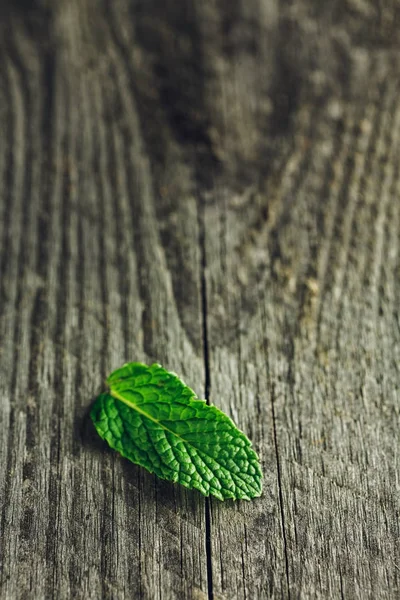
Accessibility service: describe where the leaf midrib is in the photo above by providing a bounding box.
[110,387,197,444]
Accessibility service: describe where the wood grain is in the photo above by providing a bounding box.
[0,1,400,598]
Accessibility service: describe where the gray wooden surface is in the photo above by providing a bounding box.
[1,1,400,598]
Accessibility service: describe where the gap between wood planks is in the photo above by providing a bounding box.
[199,197,214,600]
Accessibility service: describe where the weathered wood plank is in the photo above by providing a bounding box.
[1,2,208,599]
[200,10,400,598]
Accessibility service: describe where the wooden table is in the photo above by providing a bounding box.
[1,1,399,598]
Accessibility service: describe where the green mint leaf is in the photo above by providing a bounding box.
[90,362,262,501]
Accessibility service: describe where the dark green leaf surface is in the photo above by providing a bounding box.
[90,362,262,500]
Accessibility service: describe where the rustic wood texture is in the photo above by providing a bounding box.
[1,1,400,598]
